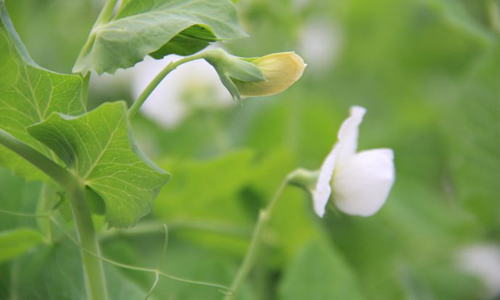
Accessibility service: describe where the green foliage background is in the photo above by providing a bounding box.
[1,0,499,299]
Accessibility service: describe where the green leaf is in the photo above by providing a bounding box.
[27,102,170,228]
[150,25,217,58]
[0,3,86,181]
[74,0,247,74]
[154,150,254,223]
[0,229,44,263]
[279,241,366,300]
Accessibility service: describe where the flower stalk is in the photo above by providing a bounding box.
[224,177,289,299]
[128,53,206,118]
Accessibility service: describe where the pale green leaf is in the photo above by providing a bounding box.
[0,3,86,181]
[154,150,254,223]
[74,0,246,74]
[279,241,366,300]
[27,102,170,228]
[0,229,44,263]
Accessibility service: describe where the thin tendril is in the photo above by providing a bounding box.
[144,224,169,300]
[144,273,159,300]
[158,224,169,268]
[49,217,232,294]
[0,193,64,219]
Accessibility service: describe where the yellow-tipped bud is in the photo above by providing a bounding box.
[233,52,306,97]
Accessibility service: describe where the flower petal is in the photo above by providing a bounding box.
[332,149,395,216]
[312,147,337,217]
[336,106,366,163]
[311,105,367,218]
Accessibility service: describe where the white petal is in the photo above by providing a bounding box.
[336,106,366,163]
[312,147,338,217]
[332,149,395,216]
[311,106,366,218]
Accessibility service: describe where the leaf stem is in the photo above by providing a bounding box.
[127,53,206,118]
[224,176,290,299]
[67,183,109,300]
[94,0,119,27]
[74,0,119,72]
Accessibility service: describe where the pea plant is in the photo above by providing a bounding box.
[0,0,394,299]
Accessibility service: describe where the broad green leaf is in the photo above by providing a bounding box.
[74,0,246,74]
[154,150,254,223]
[279,241,366,300]
[0,3,86,181]
[27,102,170,228]
[153,150,255,255]
[0,229,44,263]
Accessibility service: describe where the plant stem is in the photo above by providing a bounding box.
[127,53,206,118]
[67,183,108,300]
[224,178,289,300]
[0,130,108,299]
[94,0,118,27]
[74,0,118,72]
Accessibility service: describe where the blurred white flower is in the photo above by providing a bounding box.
[459,244,500,298]
[131,54,232,128]
[312,106,395,217]
[298,18,342,74]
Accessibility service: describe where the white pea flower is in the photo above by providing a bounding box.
[312,106,395,217]
[298,18,342,74]
[458,244,500,297]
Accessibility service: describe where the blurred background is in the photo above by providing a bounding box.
[1,0,500,299]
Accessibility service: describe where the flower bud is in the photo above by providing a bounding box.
[203,49,265,101]
[203,50,305,101]
[233,52,306,97]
